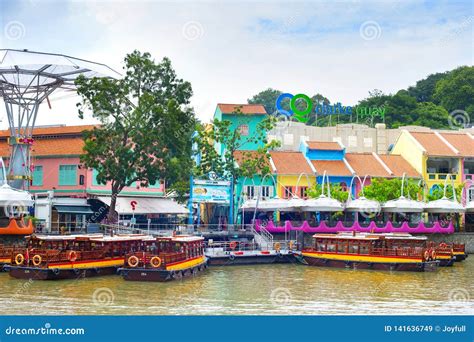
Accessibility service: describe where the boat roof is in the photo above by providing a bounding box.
[313,232,427,241]
[157,235,204,243]
[29,233,151,242]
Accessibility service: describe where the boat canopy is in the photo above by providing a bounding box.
[424,197,465,213]
[301,195,344,212]
[345,196,381,213]
[382,196,425,213]
[0,184,34,206]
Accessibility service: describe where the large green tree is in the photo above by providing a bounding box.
[363,178,423,202]
[76,50,195,222]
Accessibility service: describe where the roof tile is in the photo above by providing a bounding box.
[217,104,267,115]
[269,151,313,174]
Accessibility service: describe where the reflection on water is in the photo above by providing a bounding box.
[0,259,472,315]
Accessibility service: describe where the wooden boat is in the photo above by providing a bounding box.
[118,235,207,282]
[452,243,468,262]
[300,232,439,272]
[429,242,455,266]
[0,244,24,270]
[5,234,149,280]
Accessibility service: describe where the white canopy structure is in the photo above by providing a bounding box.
[345,196,381,213]
[0,49,120,189]
[425,197,465,214]
[0,183,34,206]
[382,196,425,213]
[302,195,344,212]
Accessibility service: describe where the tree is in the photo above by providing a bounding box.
[306,183,349,203]
[247,88,282,114]
[362,178,423,202]
[75,50,196,222]
[411,102,450,129]
[433,66,474,125]
[426,184,464,202]
[407,71,448,102]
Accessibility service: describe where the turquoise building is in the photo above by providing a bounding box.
[213,103,268,155]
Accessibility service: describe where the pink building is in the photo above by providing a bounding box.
[0,125,187,232]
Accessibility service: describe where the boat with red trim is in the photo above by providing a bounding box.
[300,232,439,272]
[5,233,149,280]
[119,235,207,282]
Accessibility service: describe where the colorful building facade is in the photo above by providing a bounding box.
[391,130,474,193]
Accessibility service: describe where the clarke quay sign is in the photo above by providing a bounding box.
[275,93,385,123]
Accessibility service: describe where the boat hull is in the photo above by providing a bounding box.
[301,252,439,272]
[437,257,455,267]
[119,259,207,282]
[453,253,468,262]
[206,253,296,266]
[6,265,118,280]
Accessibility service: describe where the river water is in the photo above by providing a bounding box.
[0,259,472,315]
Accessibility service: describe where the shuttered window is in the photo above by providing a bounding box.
[58,165,77,186]
[32,166,43,186]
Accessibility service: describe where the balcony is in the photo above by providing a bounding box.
[427,173,457,181]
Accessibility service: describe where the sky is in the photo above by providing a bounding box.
[0,0,472,129]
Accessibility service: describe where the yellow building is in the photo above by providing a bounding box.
[269,151,316,199]
[391,130,474,192]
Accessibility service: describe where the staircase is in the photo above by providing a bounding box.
[251,224,273,250]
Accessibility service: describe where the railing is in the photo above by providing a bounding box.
[205,239,297,253]
[427,173,458,181]
[12,248,108,268]
[124,252,189,268]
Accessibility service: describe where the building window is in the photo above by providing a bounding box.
[238,124,249,136]
[58,165,77,186]
[244,185,255,199]
[260,186,273,198]
[79,175,85,185]
[32,165,43,186]
[299,186,308,199]
[282,186,294,199]
[469,186,474,202]
[92,169,106,186]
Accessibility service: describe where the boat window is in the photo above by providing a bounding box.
[348,243,358,254]
[337,241,347,253]
[359,244,369,254]
[326,243,336,252]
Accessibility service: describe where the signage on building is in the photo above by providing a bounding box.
[192,179,231,203]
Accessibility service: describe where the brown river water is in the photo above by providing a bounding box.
[0,259,472,315]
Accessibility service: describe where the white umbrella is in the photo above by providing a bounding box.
[345,196,381,213]
[302,195,344,212]
[278,196,306,212]
[382,196,425,213]
[425,197,465,213]
[465,201,474,212]
[0,184,34,206]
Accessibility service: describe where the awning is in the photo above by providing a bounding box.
[96,196,188,215]
[54,205,94,215]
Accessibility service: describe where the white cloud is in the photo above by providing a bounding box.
[0,0,472,129]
